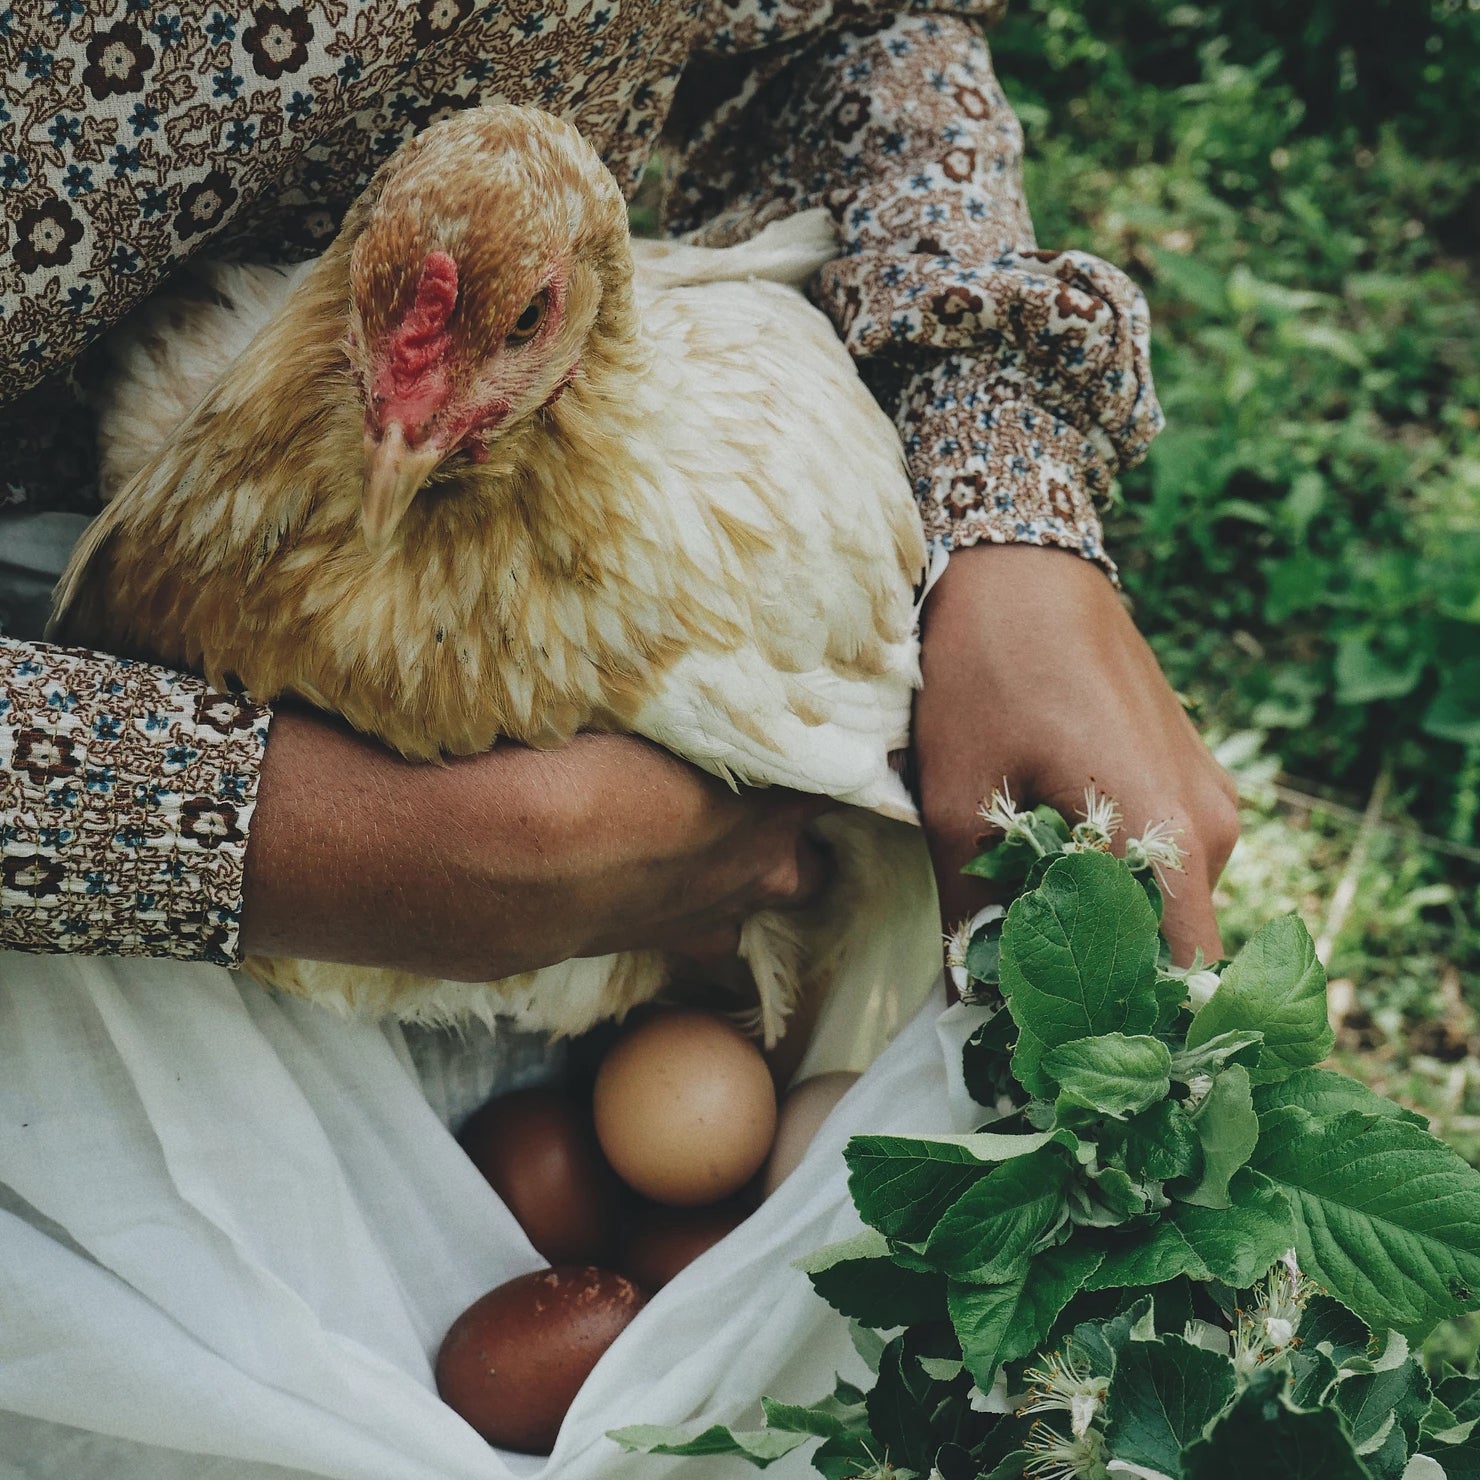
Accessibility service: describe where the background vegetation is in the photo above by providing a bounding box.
[988,0,1480,1152]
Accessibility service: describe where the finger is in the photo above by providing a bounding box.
[756,833,831,913]
[1159,874,1224,967]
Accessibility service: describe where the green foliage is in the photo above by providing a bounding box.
[614,816,1480,1478]
[987,0,1480,847]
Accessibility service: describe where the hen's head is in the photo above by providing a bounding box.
[343,106,633,552]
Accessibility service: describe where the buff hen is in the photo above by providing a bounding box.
[53,105,936,1048]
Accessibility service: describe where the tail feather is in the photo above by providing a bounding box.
[737,808,942,1072]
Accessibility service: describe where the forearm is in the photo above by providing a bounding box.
[241,712,829,983]
[239,710,584,980]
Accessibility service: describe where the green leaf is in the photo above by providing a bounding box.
[843,1128,1074,1243]
[962,1011,1018,1108]
[1102,1334,1238,1479]
[1043,1033,1173,1120]
[1115,1101,1204,1182]
[1254,1068,1428,1128]
[921,1145,1072,1283]
[1422,1439,1480,1480]
[1073,1164,1155,1227]
[1299,1295,1374,1366]
[1086,1170,1295,1291]
[962,834,1036,881]
[867,1332,960,1476]
[999,853,1161,1096]
[1288,1347,1341,1409]
[1170,1029,1265,1082]
[608,1424,809,1467]
[1425,657,1480,745]
[1331,1359,1430,1472]
[1251,1108,1480,1338]
[1182,1367,1371,1480]
[843,1137,995,1242]
[1185,917,1332,1085]
[965,929,1002,986]
[760,1390,867,1441]
[812,1433,887,1480]
[804,1252,947,1330]
[1180,1065,1260,1209]
[949,1243,1106,1388]
[1335,633,1427,703]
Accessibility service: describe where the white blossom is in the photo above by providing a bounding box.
[1023,1421,1111,1480]
[1020,1349,1109,1439]
[1072,785,1122,849]
[1160,952,1221,1010]
[978,779,1026,837]
[1124,818,1187,891]
[1233,1259,1316,1375]
[944,903,1006,995]
[968,1369,1014,1414]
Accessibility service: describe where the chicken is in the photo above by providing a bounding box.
[52,105,935,1046]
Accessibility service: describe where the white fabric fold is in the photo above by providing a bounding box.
[0,952,964,1479]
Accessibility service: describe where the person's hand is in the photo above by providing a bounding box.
[913,543,1240,966]
[241,711,829,980]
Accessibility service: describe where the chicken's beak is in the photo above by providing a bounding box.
[361,423,444,555]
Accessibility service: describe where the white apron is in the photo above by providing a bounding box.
[0,936,964,1480]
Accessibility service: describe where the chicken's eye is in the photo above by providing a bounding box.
[507,294,546,344]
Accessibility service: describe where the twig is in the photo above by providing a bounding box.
[1270,782,1480,867]
[1314,765,1392,968]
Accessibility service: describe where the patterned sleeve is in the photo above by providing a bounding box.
[671,3,1164,573]
[0,637,269,964]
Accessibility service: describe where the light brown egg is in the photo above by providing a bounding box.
[435,1266,645,1454]
[762,1071,861,1197]
[593,1010,777,1207]
[457,1088,618,1265]
[619,1199,750,1292]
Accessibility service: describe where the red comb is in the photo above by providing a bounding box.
[386,250,459,390]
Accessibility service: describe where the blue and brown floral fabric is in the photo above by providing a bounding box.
[0,0,1161,962]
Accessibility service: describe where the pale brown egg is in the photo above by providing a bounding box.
[619,1198,750,1292]
[457,1088,618,1265]
[762,1071,861,1197]
[593,1011,777,1207]
[435,1266,645,1454]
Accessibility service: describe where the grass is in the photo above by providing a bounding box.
[987,0,1480,1137]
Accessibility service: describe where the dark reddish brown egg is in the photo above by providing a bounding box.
[435,1266,645,1454]
[620,1199,750,1292]
[458,1088,617,1265]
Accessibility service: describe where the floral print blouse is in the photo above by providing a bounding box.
[0,0,1162,964]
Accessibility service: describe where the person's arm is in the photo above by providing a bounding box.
[1,636,268,964]
[241,710,829,981]
[674,8,1237,959]
[1,638,825,974]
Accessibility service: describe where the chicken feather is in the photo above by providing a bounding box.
[54,106,937,1044]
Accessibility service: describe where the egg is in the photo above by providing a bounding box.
[435,1266,645,1454]
[593,1011,777,1207]
[620,1199,749,1292]
[457,1088,618,1265]
[762,1071,860,1197]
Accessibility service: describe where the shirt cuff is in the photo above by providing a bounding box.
[893,357,1118,579]
[1,641,270,965]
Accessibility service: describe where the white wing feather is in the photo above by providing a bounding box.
[626,271,924,818]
